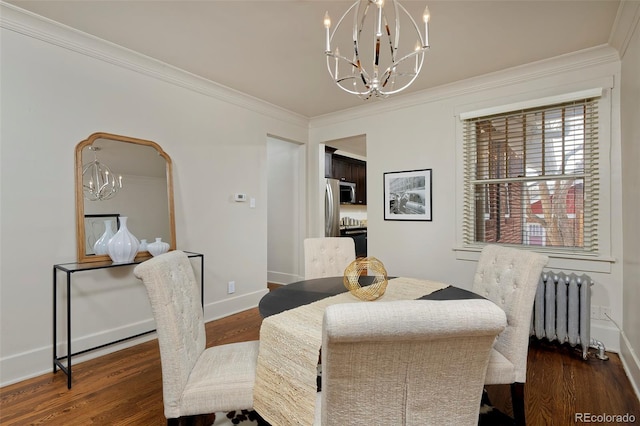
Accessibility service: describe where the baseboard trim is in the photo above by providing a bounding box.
[0,290,267,388]
[267,271,302,285]
[619,332,640,402]
[591,322,621,353]
[203,289,267,322]
[0,319,158,387]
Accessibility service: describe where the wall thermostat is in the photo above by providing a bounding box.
[234,193,247,202]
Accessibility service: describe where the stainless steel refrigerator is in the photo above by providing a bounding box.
[325,178,340,237]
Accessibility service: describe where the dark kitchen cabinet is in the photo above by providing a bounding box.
[352,161,367,205]
[331,154,367,205]
[324,147,336,178]
[333,157,351,181]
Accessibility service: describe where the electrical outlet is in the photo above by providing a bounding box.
[228,281,235,294]
[601,306,611,321]
[590,305,600,319]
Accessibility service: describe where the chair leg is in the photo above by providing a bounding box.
[511,382,526,426]
[167,416,195,426]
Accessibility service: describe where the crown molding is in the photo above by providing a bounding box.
[310,45,620,128]
[609,0,640,59]
[0,2,309,128]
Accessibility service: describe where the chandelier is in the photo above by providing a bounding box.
[324,0,430,99]
[82,146,122,201]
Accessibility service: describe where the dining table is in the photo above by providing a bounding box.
[253,275,486,426]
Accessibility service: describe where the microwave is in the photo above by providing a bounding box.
[339,181,356,204]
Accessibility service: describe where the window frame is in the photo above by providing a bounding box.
[454,87,615,273]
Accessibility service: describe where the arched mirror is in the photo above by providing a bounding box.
[75,132,176,263]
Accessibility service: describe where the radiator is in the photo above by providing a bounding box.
[530,271,607,360]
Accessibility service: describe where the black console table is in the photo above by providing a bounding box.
[52,251,204,389]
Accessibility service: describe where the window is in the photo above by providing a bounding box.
[462,97,600,253]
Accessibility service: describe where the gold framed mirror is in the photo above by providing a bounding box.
[75,132,176,263]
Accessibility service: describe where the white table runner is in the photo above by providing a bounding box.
[253,277,449,426]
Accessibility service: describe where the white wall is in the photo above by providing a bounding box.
[0,8,307,385]
[310,46,626,356]
[620,9,640,397]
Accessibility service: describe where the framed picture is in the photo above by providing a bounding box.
[84,214,120,255]
[383,169,432,221]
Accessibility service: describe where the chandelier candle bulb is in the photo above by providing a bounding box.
[423,6,430,47]
[324,11,331,52]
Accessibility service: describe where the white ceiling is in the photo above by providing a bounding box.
[7,0,622,119]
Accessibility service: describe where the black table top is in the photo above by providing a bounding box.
[259,276,484,317]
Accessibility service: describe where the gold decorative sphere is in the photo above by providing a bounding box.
[343,257,388,301]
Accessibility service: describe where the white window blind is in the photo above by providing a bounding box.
[462,97,600,253]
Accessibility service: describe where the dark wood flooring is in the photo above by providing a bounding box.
[1,306,638,425]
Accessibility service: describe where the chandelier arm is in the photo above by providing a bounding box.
[336,75,361,84]
[378,50,424,93]
[379,11,395,92]
[387,48,427,73]
[326,52,351,68]
[353,41,371,83]
[382,14,395,62]
[378,70,422,95]
[374,35,381,78]
[355,1,371,85]
[373,2,382,79]
[329,73,379,97]
[393,0,401,50]
[326,51,368,78]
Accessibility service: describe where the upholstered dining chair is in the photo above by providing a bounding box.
[472,244,549,426]
[134,250,260,425]
[304,237,355,279]
[314,299,508,426]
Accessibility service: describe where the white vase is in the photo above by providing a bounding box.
[147,237,170,257]
[106,216,140,263]
[93,219,115,255]
[139,239,148,253]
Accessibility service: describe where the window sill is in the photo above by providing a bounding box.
[453,246,615,274]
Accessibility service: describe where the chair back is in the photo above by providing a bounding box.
[134,250,206,414]
[472,245,549,382]
[304,237,355,279]
[320,299,507,426]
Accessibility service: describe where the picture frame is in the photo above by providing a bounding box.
[383,169,432,221]
[84,214,120,255]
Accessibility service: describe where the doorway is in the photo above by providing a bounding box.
[323,135,368,256]
[267,136,306,284]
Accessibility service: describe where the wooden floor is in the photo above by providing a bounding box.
[1,307,638,425]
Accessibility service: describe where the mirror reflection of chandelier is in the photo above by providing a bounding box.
[82,146,122,201]
[324,0,430,99]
